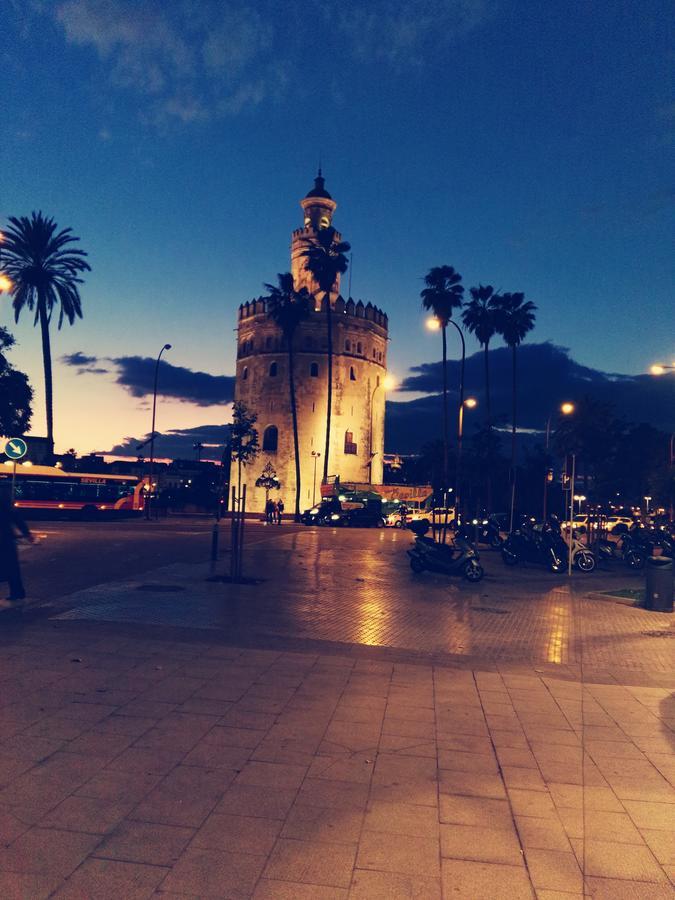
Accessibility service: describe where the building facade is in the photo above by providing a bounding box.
[232,173,389,513]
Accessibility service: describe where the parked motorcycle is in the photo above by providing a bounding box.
[501,520,566,573]
[407,522,484,582]
[456,516,503,549]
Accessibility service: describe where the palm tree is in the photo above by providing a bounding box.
[299,226,350,483]
[462,285,500,426]
[264,272,311,521]
[495,291,537,530]
[420,265,464,494]
[1,212,90,459]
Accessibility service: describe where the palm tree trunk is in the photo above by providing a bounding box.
[442,325,449,488]
[484,339,493,511]
[38,293,54,460]
[288,339,302,521]
[509,344,517,532]
[323,292,332,483]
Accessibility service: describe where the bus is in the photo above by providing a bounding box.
[0,464,144,518]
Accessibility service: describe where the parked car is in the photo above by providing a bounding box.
[343,505,386,528]
[385,507,430,529]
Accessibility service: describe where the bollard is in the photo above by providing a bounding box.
[644,556,673,612]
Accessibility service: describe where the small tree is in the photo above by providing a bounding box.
[0,326,33,435]
[255,461,281,506]
[229,401,259,504]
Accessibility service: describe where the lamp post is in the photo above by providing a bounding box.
[542,402,575,522]
[146,343,172,519]
[426,317,465,518]
[311,451,321,505]
[649,365,675,521]
[368,374,395,485]
[456,397,477,523]
[644,495,652,516]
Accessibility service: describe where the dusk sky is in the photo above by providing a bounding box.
[2,0,673,459]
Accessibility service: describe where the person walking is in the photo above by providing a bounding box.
[0,486,34,606]
[276,498,284,524]
[264,498,275,524]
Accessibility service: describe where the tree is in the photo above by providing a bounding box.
[495,292,537,530]
[229,401,259,505]
[263,272,311,521]
[1,212,90,459]
[462,285,500,426]
[420,266,464,492]
[0,326,33,436]
[462,284,500,510]
[299,226,350,482]
[255,461,281,506]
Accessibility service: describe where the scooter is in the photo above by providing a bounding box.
[566,531,596,572]
[456,516,503,549]
[501,520,566,573]
[407,523,484,582]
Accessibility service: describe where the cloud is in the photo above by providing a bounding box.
[41,0,494,125]
[52,0,274,124]
[336,0,496,66]
[61,351,234,406]
[387,342,675,453]
[106,423,231,460]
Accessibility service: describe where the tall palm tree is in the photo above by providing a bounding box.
[420,265,464,493]
[462,285,500,426]
[299,226,350,482]
[264,272,311,521]
[1,212,90,458]
[495,291,537,530]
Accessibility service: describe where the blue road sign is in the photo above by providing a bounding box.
[4,438,27,460]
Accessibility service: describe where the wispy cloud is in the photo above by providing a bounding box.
[42,0,494,125]
[52,0,274,124]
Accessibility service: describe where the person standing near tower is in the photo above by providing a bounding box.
[0,485,34,606]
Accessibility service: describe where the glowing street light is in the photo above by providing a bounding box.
[543,401,575,521]
[0,274,12,293]
[560,401,575,415]
[650,363,674,375]
[464,397,477,409]
[425,316,441,331]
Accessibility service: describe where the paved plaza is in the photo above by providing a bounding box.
[0,527,672,898]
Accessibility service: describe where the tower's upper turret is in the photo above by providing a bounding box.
[292,170,341,298]
[299,169,337,232]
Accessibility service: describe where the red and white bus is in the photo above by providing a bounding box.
[0,465,144,517]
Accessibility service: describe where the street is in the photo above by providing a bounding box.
[20,518,304,604]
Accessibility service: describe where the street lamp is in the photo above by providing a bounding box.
[542,402,575,521]
[146,343,172,519]
[573,494,586,516]
[650,363,675,375]
[311,451,321,505]
[368,374,396,484]
[644,495,652,515]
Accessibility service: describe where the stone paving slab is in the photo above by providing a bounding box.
[48,528,674,673]
[0,619,672,898]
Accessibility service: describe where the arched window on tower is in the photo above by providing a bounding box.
[269,362,278,377]
[350,366,356,381]
[242,366,248,381]
[263,426,278,453]
[344,431,357,455]
[310,362,319,377]
[345,339,351,352]
[357,341,363,355]
[265,336,273,349]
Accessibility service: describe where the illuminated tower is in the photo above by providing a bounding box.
[233,173,389,513]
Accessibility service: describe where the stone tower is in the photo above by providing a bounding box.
[233,173,389,514]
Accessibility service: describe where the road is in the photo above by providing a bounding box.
[19,518,302,603]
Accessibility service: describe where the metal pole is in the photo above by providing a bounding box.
[448,320,465,524]
[238,484,247,580]
[230,485,238,581]
[11,460,17,503]
[146,343,171,519]
[567,453,576,576]
[543,414,552,523]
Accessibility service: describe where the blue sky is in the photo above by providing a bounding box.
[1,0,673,456]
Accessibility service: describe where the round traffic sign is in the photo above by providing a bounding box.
[4,438,27,461]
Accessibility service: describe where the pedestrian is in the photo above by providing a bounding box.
[265,498,275,524]
[276,498,284,524]
[0,485,34,606]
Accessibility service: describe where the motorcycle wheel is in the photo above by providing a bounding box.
[626,551,645,570]
[410,556,425,573]
[394,520,403,528]
[576,553,596,572]
[463,560,484,582]
[490,535,503,549]
[502,549,518,566]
